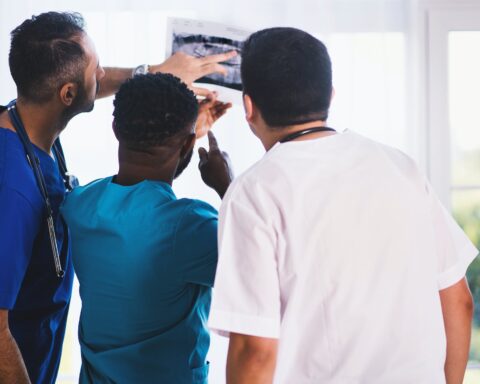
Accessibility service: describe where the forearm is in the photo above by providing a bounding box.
[0,329,30,384]
[226,334,277,384]
[97,67,133,99]
[444,306,472,383]
[440,278,474,384]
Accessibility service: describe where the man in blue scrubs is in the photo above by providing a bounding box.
[61,73,232,383]
[0,12,234,384]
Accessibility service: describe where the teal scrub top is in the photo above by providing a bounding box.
[61,177,218,384]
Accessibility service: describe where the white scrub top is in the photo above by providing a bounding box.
[209,130,477,384]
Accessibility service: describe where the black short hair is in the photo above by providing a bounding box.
[113,73,198,150]
[241,27,332,127]
[9,12,87,103]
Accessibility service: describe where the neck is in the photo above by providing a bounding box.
[261,120,334,151]
[114,145,177,186]
[14,98,69,153]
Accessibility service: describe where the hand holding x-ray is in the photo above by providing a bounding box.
[167,18,251,104]
[153,50,237,97]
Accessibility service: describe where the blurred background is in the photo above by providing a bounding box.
[0,0,479,382]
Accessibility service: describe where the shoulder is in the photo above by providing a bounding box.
[348,130,417,164]
[222,157,280,211]
[62,177,109,216]
[0,128,43,210]
[346,130,424,180]
[65,177,109,201]
[0,184,40,214]
[176,198,218,224]
[173,199,218,251]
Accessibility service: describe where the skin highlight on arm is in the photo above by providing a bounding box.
[226,333,278,384]
[0,310,31,384]
[440,277,474,384]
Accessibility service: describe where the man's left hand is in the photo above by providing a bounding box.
[195,92,232,139]
[198,131,234,199]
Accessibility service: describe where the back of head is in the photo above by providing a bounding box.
[241,27,332,127]
[113,73,198,150]
[9,12,87,103]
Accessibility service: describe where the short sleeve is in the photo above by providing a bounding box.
[208,180,281,339]
[428,184,478,290]
[0,186,39,309]
[175,200,218,287]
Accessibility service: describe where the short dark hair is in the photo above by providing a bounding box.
[9,12,87,103]
[241,27,332,127]
[113,73,198,150]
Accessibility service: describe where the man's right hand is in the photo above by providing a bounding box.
[198,131,234,198]
[154,51,237,97]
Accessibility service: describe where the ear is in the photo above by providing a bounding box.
[243,93,255,124]
[59,82,78,107]
[112,121,120,140]
[331,87,336,102]
[179,133,196,158]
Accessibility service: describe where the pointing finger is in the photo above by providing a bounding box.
[207,131,219,151]
[198,147,208,167]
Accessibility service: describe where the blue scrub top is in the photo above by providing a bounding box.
[62,177,218,384]
[0,127,73,383]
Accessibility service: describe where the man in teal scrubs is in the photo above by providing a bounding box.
[61,73,233,383]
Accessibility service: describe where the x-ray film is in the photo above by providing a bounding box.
[166,18,251,104]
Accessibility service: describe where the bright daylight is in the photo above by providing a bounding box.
[0,1,479,383]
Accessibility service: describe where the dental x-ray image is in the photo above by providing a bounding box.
[172,33,243,90]
[166,18,251,101]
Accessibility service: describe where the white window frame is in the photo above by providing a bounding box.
[426,2,480,207]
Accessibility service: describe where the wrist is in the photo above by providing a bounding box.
[214,180,231,199]
[132,64,150,77]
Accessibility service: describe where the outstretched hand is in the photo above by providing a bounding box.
[198,131,234,199]
[195,93,232,139]
[152,51,237,96]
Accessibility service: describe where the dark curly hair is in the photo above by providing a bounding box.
[9,12,87,103]
[113,73,198,150]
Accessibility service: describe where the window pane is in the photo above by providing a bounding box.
[449,31,480,376]
[449,32,480,186]
[451,189,480,374]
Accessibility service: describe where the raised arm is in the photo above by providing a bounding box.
[226,333,278,384]
[440,277,474,384]
[97,51,237,99]
[0,310,30,384]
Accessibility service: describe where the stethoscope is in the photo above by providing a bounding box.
[279,126,336,143]
[6,100,78,278]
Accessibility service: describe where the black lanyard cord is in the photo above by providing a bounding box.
[279,126,336,143]
[6,101,65,278]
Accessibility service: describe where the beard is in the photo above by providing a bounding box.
[174,149,193,179]
[63,80,97,122]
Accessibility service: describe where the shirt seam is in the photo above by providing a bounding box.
[0,128,5,186]
[0,184,42,215]
[437,242,478,288]
[172,200,198,282]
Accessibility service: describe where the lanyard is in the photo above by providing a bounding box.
[279,126,336,143]
[6,100,69,278]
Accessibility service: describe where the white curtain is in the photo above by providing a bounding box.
[0,1,422,382]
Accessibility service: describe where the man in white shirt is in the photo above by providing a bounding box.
[208,27,478,384]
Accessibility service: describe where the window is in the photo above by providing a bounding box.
[428,8,480,382]
[449,31,480,380]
